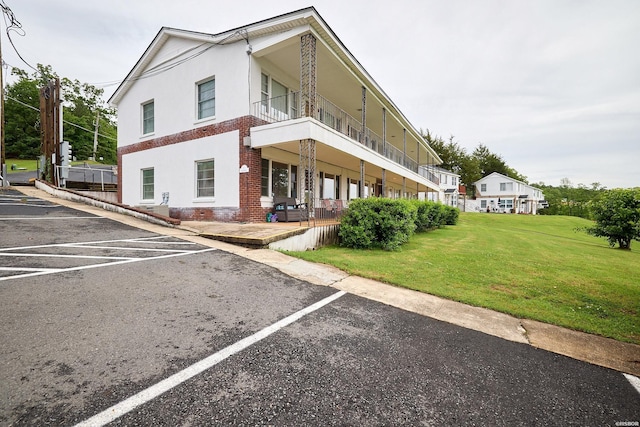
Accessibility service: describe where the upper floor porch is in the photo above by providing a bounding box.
[245,15,442,190]
[251,91,440,186]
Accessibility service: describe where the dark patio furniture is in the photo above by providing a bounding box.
[273,196,308,222]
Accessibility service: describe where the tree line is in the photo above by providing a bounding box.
[422,130,527,197]
[424,131,639,249]
[4,64,117,164]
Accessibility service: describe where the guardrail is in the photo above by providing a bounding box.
[56,165,117,191]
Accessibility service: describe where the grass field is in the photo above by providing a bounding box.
[5,159,38,172]
[288,213,640,345]
[5,158,103,173]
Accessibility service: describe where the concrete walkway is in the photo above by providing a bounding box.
[12,186,640,378]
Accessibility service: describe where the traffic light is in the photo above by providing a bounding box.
[60,141,72,166]
[60,141,72,180]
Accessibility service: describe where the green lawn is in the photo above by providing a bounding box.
[287,213,640,345]
[5,158,104,173]
[5,159,38,172]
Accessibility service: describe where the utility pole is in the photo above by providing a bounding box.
[0,22,7,187]
[39,78,61,185]
[93,110,99,160]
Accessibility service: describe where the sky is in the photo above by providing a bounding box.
[2,0,639,188]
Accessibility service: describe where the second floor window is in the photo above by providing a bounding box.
[261,73,291,117]
[142,101,154,134]
[480,183,487,192]
[197,79,215,119]
[500,182,514,191]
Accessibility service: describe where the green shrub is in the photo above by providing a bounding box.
[412,200,437,231]
[339,198,459,250]
[443,205,460,225]
[337,199,376,249]
[339,198,417,250]
[426,201,445,229]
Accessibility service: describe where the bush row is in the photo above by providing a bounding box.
[338,198,459,250]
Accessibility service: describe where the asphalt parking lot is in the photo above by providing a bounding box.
[1,188,639,426]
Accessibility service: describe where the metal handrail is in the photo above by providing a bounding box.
[252,93,431,179]
[56,165,117,191]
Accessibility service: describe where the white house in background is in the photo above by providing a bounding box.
[109,7,443,222]
[473,172,545,214]
[422,166,460,207]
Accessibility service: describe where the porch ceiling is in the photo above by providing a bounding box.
[254,31,437,167]
[251,119,439,192]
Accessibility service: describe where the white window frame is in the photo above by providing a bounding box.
[142,100,154,135]
[195,159,215,200]
[260,73,291,120]
[141,168,154,201]
[196,78,215,121]
[260,159,298,199]
[500,182,514,192]
[480,183,486,192]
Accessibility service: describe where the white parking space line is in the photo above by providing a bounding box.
[0,247,217,282]
[0,203,62,208]
[0,235,215,282]
[62,244,193,253]
[74,290,347,427]
[0,267,62,273]
[0,248,217,282]
[0,236,175,252]
[0,253,136,260]
[122,240,197,246]
[0,217,102,220]
[624,374,640,395]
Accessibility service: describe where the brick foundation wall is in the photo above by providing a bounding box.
[117,115,270,223]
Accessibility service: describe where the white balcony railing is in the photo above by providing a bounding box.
[253,93,432,178]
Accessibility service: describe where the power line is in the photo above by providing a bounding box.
[5,94,117,141]
[0,0,39,75]
[93,29,243,91]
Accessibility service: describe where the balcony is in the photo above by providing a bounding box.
[253,92,436,178]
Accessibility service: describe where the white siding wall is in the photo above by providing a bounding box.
[117,40,249,148]
[479,174,506,195]
[121,132,239,207]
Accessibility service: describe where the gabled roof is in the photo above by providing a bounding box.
[109,7,317,105]
[108,7,431,151]
[474,172,527,186]
[431,166,460,177]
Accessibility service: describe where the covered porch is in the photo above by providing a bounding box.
[245,23,442,223]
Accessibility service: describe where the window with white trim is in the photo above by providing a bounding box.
[500,182,514,191]
[141,168,154,201]
[260,73,291,118]
[498,198,514,210]
[196,159,215,198]
[261,159,298,198]
[142,101,154,134]
[197,79,215,120]
[480,183,486,192]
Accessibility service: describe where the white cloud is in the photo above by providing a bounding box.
[2,0,639,188]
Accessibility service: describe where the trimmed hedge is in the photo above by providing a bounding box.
[339,198,459,250]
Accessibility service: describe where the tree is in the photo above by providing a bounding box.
[4,68,41,159]
[4,65,117,163]
[472,143,527,181]
[422,131,526,196]
[536,179,606,218]
[585,188,640,249]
